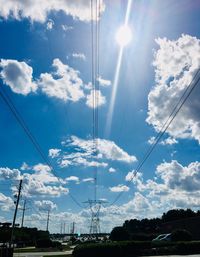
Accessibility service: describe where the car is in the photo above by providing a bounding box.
[152,233,171,242]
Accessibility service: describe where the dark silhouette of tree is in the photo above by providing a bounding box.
[110,226,130,241]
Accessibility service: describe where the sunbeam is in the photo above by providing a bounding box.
[105,0,133,137]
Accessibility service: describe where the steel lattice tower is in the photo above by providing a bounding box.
[84,200,104,235]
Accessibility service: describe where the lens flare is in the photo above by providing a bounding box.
[116,25,132,47]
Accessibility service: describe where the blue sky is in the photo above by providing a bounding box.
[0,0,200,233]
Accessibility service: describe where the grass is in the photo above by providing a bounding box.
[14,247,63,253]
[14,244,71,253]
[43,255,72,257]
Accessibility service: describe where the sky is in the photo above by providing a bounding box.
[0,0,200,234]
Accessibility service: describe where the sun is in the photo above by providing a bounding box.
[116,25,132,47]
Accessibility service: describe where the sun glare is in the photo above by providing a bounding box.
[116,25,132,47]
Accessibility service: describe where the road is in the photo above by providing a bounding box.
[147,255,200,257]
[14,250,72,257]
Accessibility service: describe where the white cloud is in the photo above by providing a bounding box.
[0,0,105,23]
[33,163,51,173]
[0,193,14,212]
[125,170,141,182]
[148,136,178,145]
[72,53,86,61]
[147,34,200,143]
[0,167,21,180]
[0,59,37,95]
[0,163,68,198]
[134,160,200,211]
[160,137,178,145]
[35,200,57,211]
[61,24,73,31]
[0,58,109,108]
[63,136,137,164]
[22,173,68,197]
[86,89,106,108]
[38,58,85,102]
[97,76,111,87]
[60,159,72,168]
[20,162,31,171]
[109,167,116,173]
[109,184,130,192]
[82,178,94,183]
[148,136,156,145]
[49,148,61,158]
[65,176,79,183]
[156,160,200,192]
[46,19,54,30]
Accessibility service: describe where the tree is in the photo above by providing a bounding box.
[171,229,192,241]
[110,226,130,241]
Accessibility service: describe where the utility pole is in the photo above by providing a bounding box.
[60,221,62,235]
[46,210,50,231]
[21,199,27,228]
[10,179,23,248]
[71,222,75,236]
[63,222,65,234]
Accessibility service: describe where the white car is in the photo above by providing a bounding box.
[152,233,171,242]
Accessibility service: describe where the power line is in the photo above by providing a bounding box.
[0,86,84,208]
[109,68,200,206]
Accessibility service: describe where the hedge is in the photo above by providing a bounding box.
[73,240,200,257]
[73,241,151,257]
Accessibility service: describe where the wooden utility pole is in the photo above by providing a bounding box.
[21,199,27,228]
[10,179,23,248]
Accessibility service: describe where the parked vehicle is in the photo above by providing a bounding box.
[152,233,171,242]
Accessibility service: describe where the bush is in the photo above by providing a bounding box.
[155,241,200,255]
[36,239,52,248]
[130,233,157,241]
[110,226,130,241]
[171,229,192,241]
[73,241,151,257]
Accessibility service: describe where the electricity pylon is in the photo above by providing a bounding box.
[83,200,105,235]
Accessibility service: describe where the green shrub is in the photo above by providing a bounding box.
[36,239,52,248]
[110,226,130,241]
[171,229,192,241]
[155,241,200,255]
[73,241,151,257]
[130,233,157,241]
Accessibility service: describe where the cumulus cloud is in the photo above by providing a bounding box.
[97,76,111,87]
[148,136,178,145]
[109,167,116,173]
[35,200,57,211]
[147,34,200,143]
[61,136,137,165]
[0,0,105,23]
[86,89,106,108]
[22,173,68,197]
[46,19,54,30]
[156,160,200,192]
[61,24,73,31]
[0,167,21,180]
[49,148,61,158]
[0,193,14,212]
[0,164,68,198]
[109,184,130,192]
[0,59,37,95]
[38,58,85,102]
[65,176,79,183]
[134,160,200,211]
[72,53,86,61]
[20,162,31,171]
[0,58,108,109]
